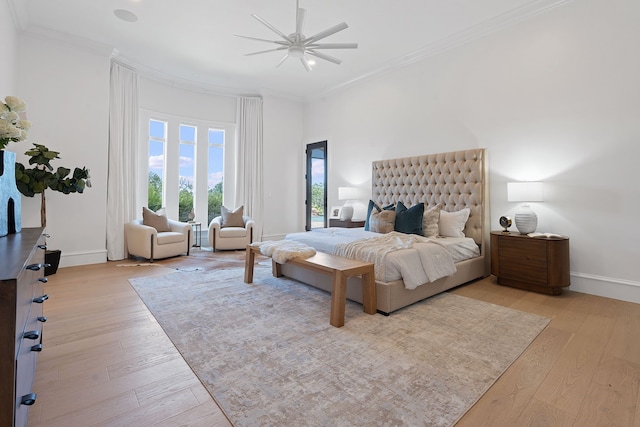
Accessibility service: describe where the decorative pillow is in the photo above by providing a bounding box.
[422,204,442,238]
[364,200,395,231]
[221,205,245,228]
[439,208,471,237]
[369,208,396,234]
[142,206,170,232]
[394,201,424,235]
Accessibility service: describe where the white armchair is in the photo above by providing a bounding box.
[209,215,254,251]
[125,219,192,262]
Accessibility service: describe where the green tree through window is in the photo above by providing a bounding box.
[208,181,223,224]
[148,172,162,211]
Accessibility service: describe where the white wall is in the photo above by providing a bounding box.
[16,33,111,267]
[13,32,304,264]
[0,0,18,106]
[304,0,640,303]
[262,94,304,240]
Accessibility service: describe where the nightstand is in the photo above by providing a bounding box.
[329,219,365,228]
[490,231,570,295]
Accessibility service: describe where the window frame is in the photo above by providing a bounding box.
[137,109,236,224]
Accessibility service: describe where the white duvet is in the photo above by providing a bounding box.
[285,227,481,289]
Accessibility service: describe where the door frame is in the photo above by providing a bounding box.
[305,141,327,231]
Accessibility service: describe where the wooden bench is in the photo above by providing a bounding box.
[244,245,376,327]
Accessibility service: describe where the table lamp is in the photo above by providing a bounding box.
[338,186,359,221]
[507,181,544,234]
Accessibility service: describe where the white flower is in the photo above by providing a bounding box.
[0,95,30,149]
[4,96,27,112]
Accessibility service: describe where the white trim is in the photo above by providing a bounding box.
[59,250,108,269]
[569,272,640,304]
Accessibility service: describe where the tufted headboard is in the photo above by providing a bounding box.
[371,148,488,247]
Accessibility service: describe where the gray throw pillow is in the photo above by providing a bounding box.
[142,206,171,232]
[221,205,245,228]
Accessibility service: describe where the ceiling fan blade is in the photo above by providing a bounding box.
[300,57,312,72]
[235,35,289,46]
[306,49,342,65]
[303,22,348,44]
[245,46,288,56]
[296,8,306,36]
[276,53,289,68]
[251,14,292,43]
[306,42,358,49]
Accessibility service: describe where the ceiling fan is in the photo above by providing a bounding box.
[236,0,358,71]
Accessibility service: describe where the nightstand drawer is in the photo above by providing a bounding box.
[499,239,547,284]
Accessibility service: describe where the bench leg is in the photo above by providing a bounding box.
[272,260,283,277]
[330,271,348,328]
[361,270,377,315]
[244,246,256,283]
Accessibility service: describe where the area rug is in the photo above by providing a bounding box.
[129,268,549,427]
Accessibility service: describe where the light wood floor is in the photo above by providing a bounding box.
[27,250,640,426]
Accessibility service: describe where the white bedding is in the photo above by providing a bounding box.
[285,227,480,288]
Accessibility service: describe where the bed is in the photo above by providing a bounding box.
[281,148,490,314]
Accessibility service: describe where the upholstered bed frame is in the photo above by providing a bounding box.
[280,148,490,314]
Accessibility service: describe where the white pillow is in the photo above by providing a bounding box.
[439,208,470,238]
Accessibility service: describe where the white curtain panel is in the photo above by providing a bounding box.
[236,96,264,242]
[106,62,139,260]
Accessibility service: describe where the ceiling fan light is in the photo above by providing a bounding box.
[288,45,305,58]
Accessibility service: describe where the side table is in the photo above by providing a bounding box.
[490,231,570,295]
[190,222,202,248]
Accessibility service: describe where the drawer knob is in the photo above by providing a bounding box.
[23,330,40,340]
[21,393,37,406]
[38,244,47,250]
[27,263,43,271]
[31,344,43,352]
[33,294,49,303]
[39,277,48,283]
[38,316,47,323]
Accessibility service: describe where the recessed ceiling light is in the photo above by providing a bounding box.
[114,9,138,23]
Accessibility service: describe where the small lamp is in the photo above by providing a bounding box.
[507,181,544,234]
[338,186,359,221]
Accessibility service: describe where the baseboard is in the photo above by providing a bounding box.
[58,249,108,269]
[569,272,640,304]
[260,234,287,242]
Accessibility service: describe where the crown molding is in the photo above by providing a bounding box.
[20,24,114,57]
[306,0,577,101]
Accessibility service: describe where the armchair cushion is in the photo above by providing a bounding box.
[221,205,244,228]
[142,207,170,232]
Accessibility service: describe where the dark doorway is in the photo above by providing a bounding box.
[305,141,327,231]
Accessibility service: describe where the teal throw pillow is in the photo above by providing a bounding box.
[394,201,424,235]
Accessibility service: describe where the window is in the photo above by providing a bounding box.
[179,125,196,222]
[140,110,235,229]
[208,129,224,224]
[148,120,166,211]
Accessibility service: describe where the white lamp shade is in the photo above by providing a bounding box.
[338,186,360,201]
[507,182,544,202]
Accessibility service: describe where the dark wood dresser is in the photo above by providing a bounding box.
[491,231,570,295]
[0,228,48,427]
